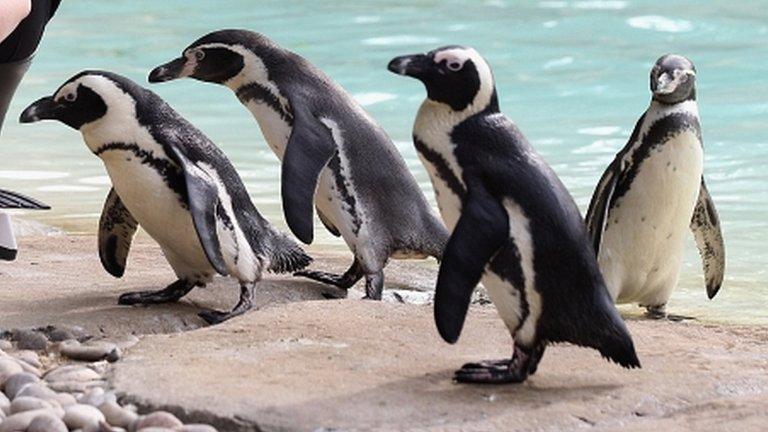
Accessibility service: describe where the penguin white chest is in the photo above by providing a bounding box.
[99,151,211,275]
[413,135,464,230]
[599,130,703,303]
[245,100,292,158]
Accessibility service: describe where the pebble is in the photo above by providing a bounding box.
[133,411,184,429]
[54,391,78,407]
[0,390,10,415]
[0,408,58,432]
[11,329,48,351]
[79,387,116,407]
[63,403,106,429]
[16,382,58,401]
[3,372,40,399]
[61,340,122,362]
[0,340,11,351]
[136,428,176,432]
[13,350,43,368]
[27,412,69,432]
[177,425,219,432]
[16,359,42,377]
[48,325,91,343]
[0,358,23,387]
[49,379,106,393]
[10,396,63,417]
[98,400,138,428]
[45,365,103,383]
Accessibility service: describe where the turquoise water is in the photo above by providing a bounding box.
[1,1,766,323]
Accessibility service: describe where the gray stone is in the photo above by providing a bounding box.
[10,396,62,416]
[3,372,39,399]
[0,358,23,388]
[53,391,77,407]
[98,401,138,428]
[0,340,11,351]
[177,425,218,432]
[45,365,102,384]
[0,391,9,415]
[16,359,42,377]
[61,340,120,362]
[63,403,106,429]
[48,379,106,393]
[27,412,69,432]
[0,408,58,432]
[13,350,42,368]
[132,411,183,429]
[11,329,48,351]
[48,325,91,343]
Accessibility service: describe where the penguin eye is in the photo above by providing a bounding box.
[446,61,463,72]
[195,50,205,61]
[64,92,76,102]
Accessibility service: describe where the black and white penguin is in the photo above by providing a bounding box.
[389,46,640,383]
[19,70,311,324]
[585,54,725,318]
[147,29,449,300]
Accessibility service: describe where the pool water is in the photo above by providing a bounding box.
[1,0,766,323]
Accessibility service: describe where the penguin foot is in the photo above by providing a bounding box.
[118,279,194,305]
[643,304,667,320]
[198,283,255,325]
[294,260,363,289]
[454,343,542,384]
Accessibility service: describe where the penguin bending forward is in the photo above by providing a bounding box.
[389,46,640,383]
[148,30,449,300]
[20,71,311,324]
[585,55,725,318]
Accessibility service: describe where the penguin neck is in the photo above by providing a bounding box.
[648,98,699,118]
[416,89,499,138]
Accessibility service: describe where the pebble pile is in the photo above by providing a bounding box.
[0,327,217,432]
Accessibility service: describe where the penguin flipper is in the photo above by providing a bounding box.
[435,175,508,344]
[585,159,620,255]
[0,189,50,210]
[690,178,725,299]
[98,188,139,278]
[281,108,337,244]
[166,145,229,276]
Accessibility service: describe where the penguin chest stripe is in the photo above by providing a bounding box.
[237,83,293,125]
[95,142,187,206]
[414,137,466,200]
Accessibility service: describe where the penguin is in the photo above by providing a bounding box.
[147,29,449,300]
[0,189,49,261]
[388,46,640,383]
[585,54,725,318]
[19,70,311,324]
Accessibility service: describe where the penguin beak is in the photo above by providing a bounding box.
[19,96,61,123]
[388,54,431,79]
[148,57,188,83]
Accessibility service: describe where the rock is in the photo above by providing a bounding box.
[11,330,48,351]
[136,428,176,432]
[27,412,69,432]
[61,340,121,362]
[87,420,128,432]
[10,396,62,417]
[16,382,58,401]
[16,359,42,377]
[48,325,91,343]
[176,425,218,432]
[0,358,23,387]
[45,365,102,384]
[0,340,11,351]
[49,379,106,393]
[133,411,184,429]
[63,403,106,429]
[0,391,9,415]
[98,401,138,428]
[0,408,58,432]
[53,391,78,407]
[3,372,40,399]
[13,350,42,368]
[78,387,107,406]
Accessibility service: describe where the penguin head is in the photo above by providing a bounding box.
[388,46,497,112]
[149,29,282,89]
[19,71,115,130]
[650,54,696,104]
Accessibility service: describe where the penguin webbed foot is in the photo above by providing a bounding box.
[198,283,255,325]
[118,279,194,306]
[454,343,545,384]
[294,260,363,290]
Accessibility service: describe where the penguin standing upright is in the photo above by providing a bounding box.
[585,54,725,318]
[389,46,640,383]
[0,190,50,261]
[20,71,311,324]
[148,30,449,300]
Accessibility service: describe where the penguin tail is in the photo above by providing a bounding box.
[589,292,641,369]
[267,231,313,274]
